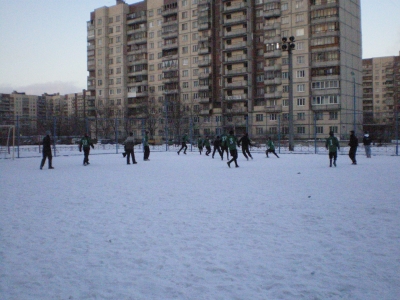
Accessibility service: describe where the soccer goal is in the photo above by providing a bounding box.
[0,125,15,159]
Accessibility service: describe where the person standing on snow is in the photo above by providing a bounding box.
[143,130,150,161]
[220,131,229,160]
[197,136,204,155]
[238,132,253,160]
[266,137,279,158]
[79,133,94,166]
[177,132,188,155]
[212,136,223,159]
[204,136,212,156]
[325,131,340,167]
[123,132,137,165]
[40,130,54,170]
[226,130,239,168]
[348,130,358,165]
[363,132,372,158]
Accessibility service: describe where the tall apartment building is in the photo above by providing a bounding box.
[362,53,400,140]
[87,0,362,141]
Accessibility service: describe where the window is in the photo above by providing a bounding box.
[281,3,288,10]
[256,127,264,134]
[182,0,187,6]
[282,16,289,24]
[297,98,305,106]
[329,126,338,133]
[183,58,189,65]
[329,112,338,120]
[297,84,305,92]
[182,46,188,54]
[297,112,305,120]
[297,56,305,64]
[182,70,189,77]
[315,112,323,120]
[116,15,120,22]
[98,79,103,86]
[97,29,102,35]
[282,99,289,106]
[148,9,154,17]
[316,126,324,134]
[182,11,188,19]
[149,32,154,39]
[282,72,289,79]
[192,21,198,29]
[270,113,277,121]
[296,14,304,22]
[193,45,198,52]
[182,23,188,30]
[182,35,188,42]
[297,42,304,50]
[296,0,304,9]
[297,126,305,134]
[256,114,264,122]
[183,82,189,88]
[296,70,305,78]
[296,28,305,36]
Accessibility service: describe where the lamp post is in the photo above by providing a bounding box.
[282,36,295,151]
[351,71,356,134]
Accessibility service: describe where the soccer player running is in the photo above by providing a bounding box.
[204,136,212,156]
[79,133,95,166]
[226,130,239,168]
[238,132,253,160]
[325,131,340,167]
[220,131,229,160]
[266,137,279,158]
[177,132,188,155]
[197,136,204,155]
[212,136,223,159]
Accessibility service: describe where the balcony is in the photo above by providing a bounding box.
[224,95,247,101]
[198,47,210,55]
[128,69,148,76]
[311,104,341,111]
[264,8,281,18]
[264,78,282,85]
[127,15,147,25]
[198,85,211,91]
[162,8,178,17]
[264,22,280,31]
[223,15,247,26]
[199,109,211,115]
[163,77,179,84]
[198,59,211,67]
[199,72,211,79]
[163,89,179,95]
[127,26,147,35]
[87,45,95,51]
[225,81,248,89]
[265,105,282,112]
[199,22,210,31]
[224,41,248,51]
[224,28,247,38]
[224,54,248,63]
[162,30,179,39]
[264,50,282,58]
[198,0,211,5]
[264,36,281,44]
[198,97,211,104]
[264,64,282,72]
[162,42,178,51]
[198,35,211,42]
[127,37,147,45]
[223,2,248,13]
[264,91,282,99]
[225,68,248,76]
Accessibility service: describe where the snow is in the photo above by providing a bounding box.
[1,149,399,300]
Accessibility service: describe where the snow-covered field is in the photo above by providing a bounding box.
[1,151,399,300]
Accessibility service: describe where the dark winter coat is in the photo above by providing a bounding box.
[238,135,252,148]
[349,134,359,148]
[363,135,372,146]
[42,135,52,154]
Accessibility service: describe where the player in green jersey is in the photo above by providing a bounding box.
[325,131,340,167]
[220,132,229,160]
[226,130,239,168]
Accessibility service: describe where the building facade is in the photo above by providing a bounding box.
[86,0,362,142]
[362,53,400,141]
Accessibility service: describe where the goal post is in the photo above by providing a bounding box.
[0,125,15,159]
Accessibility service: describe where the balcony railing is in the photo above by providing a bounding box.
[224,28,247,38]
[264,78,282,85]
[311,104,341,111]
[223,15,247,26]
[223,2,248,13]
[224,95,247,101]
[264,91,282,99]
[225,81,248,88]
[265,105,282,112]
[225,54,248,63]
[225,68,247,75]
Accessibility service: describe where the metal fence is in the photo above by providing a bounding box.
[1,113,399,158]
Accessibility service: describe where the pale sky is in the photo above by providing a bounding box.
[0,0,399,96]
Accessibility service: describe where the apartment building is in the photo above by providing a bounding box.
[362,53,400,139]
[87,0,362,141]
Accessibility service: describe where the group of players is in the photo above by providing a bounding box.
[177,130,279,168]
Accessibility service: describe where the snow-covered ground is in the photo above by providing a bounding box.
[1,150,399,300]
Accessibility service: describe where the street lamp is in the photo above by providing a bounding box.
[351,71,356,134]
[282,36,295,151]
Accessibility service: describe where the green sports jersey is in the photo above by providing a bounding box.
[221,134,228,147]
[143,133,149,146]
[267,140,275,150]
[226,135,237,150]
[197,138,203,147]
[182,134,188,143]
[326,136,340,152]
[203,139,210,147]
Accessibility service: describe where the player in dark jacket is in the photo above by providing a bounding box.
[238,132,253,160]
[79,133,94,166]
[363,132,372,158]
[212,136,223,159]
[197,136,204,155]
[40,131,54,169]
[348,130,358,165]
[204,136,212,156]
[177,133,188,155]
[326,131,340,167]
